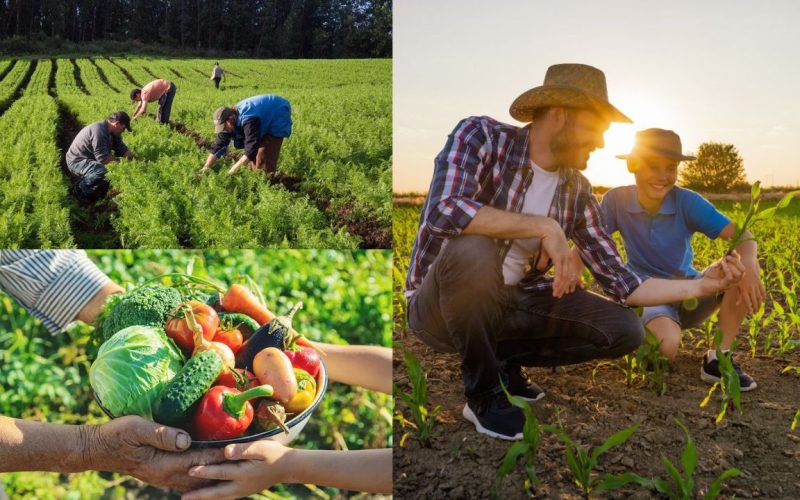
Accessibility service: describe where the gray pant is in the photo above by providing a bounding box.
[156,82,177,124]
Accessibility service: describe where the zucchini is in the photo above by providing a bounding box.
[218,312,260,340]
[153,350,223,426]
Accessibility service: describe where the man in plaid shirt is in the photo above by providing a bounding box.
[405,64,745,440]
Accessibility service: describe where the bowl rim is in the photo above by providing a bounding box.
[94,356,328,447]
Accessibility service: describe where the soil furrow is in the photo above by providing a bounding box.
[105,57,141,87]
[0,59,37,118]
[69,58,90,95]
[141,65,158,80]
[88,58,120,93]
[0,59,17,83]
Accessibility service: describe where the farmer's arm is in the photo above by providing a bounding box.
[227,155,251,175]
[316,343,391,394]
[0,415,225,491]
[241,119,261,164]
[0,250,121,333]
[132,100,148,119]
[202,132,233,171]
[185,442,392,498]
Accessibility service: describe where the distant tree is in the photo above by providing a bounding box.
[679,142,748,193]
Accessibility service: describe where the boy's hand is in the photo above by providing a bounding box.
[700,252,746,295]
[182,441,292,500]
[736,261,766,314]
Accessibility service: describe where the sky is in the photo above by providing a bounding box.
[393,0,800,193]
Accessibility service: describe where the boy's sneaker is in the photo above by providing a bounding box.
[700,352,757,391]
[506,366,546,402]
[462,392,525,440]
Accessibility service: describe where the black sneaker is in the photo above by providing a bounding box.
[506,365,546,402]
[701,352,757,391]
[462,392,525,440]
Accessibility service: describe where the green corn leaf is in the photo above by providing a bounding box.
[594,472,653,493]
[661,455,685,492]
[496,441,529,480]
[776,189,800,209]
[675,419,697,491]
[591,422,640,461]
[750,180,761,203]
[652,478,675,496]
[705,468,741,500]
[791,409,799,431]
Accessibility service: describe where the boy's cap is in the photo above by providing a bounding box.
[616,128,696,161]
[213,107,235,133]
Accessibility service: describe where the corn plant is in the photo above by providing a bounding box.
[552,419,644,498]
[394,350,441,448]
[725,181,800,254]
[493,378,546,496]
[636,329,670,396]
[791,410,800,432]
[699,331,741,424]
[650,419,741,500]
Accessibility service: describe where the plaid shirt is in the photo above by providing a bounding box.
[405,116,643,302]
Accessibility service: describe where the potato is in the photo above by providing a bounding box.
[252,347,297,402]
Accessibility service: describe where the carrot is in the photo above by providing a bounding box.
[221,284,275,325]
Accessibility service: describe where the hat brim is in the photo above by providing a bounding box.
[615,151,696,161]
[509,85,632,124]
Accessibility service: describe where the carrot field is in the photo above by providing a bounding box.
[0,57,391,249]
[393,198,800,499]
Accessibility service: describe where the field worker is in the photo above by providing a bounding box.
[404,63,746,440]
[210,62,225,89]
[601,129,764,390]
[200,94,292,176]
[65,111,134,204]
[131,78,177,124]
[0,250,226,492]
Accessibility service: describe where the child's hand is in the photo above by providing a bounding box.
[182,441,293,500]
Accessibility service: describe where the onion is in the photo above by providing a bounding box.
[185,308,235,370]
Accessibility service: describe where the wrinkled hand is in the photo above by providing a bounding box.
[700,252,746,295]
[736,261,766,314]
[182,441,292,500]
[89,416,225,492]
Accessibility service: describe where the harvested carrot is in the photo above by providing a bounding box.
[221,284,275,325]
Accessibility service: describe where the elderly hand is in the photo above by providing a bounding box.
[182,440,293,500]
[89,416,225,492]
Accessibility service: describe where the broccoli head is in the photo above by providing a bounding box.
[95,285,182,344]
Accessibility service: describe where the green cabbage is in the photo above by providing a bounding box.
[90,325,184,420]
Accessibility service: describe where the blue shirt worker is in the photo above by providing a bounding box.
[201,94,292,176]
[65,111,134,204]
[601,128,764,390]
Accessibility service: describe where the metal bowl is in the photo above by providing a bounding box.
[95,358,328,448]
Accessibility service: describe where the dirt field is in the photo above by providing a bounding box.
[393,330,800,499]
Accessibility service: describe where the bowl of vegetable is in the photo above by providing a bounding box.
[90,277,329,448]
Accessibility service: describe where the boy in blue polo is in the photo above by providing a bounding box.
[601,129,764,390]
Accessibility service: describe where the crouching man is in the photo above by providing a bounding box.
[65,111,134,204]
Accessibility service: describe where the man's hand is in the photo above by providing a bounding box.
[539,220,581,298]
[700,252,746,296]
[90,416,225,492]
[535,246,586,295]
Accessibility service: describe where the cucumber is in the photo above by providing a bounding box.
[153,350,223,426]
[218,312,260,340]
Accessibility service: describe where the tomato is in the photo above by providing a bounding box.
[215,368,258,390]
[214,327,244,354]
[284,368,317,414]
[165,301,219,351]
[284,345,321,378]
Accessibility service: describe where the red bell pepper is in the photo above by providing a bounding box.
[284,345,321,378]
[193,384,274,441]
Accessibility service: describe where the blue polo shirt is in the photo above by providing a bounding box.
[601,186,730,279]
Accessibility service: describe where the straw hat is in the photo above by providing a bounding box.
[509,63,631,123]
[616,128,696,161]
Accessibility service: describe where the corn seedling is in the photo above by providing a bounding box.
[725,181,800,254]
[394,350,441,448]
[792,410,800,432]
[552,419,644,498]
[650,419,741,500]
[636,329,670,396]
[699,330,742,424]
[493,378,546,496]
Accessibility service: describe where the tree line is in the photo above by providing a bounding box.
[0,0,391,58]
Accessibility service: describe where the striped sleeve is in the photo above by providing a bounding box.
[572,192,643,302]
[0,250,111,334]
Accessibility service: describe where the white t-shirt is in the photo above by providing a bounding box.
[502,163,559,285]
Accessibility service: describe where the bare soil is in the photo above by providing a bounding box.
[394,330,800,499]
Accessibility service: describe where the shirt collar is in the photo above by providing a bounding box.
[627,186,677,215]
